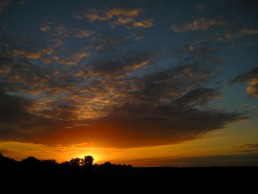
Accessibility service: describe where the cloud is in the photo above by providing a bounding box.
[12,48,53,60]
[88,49,151,76]
[239,28,258,35]
[83,8,141,22]
[174,88,220,107]
[40,22,94,38]
[0,37,246,148]
[132,19,153,28]
[231,67,258,97]
[239,144,258,153]
[106,8,141,18]
[75,8,153,29]
[13,50,42,60]
[73,29,94,38]
[54,51,90,65]
[211,28,258,42]
[171,18,227,32]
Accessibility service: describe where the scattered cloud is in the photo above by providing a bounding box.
[231,67,258,97]
[0,1,255,151]
[74,8,153,29]
[171,18,227,32]
[0,41,246,148]
[13,50,42,60]
[212,28,258,42]
[12,48,53,60]
[40,22,94,38]
[54,51,90,65]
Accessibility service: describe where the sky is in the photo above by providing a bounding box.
[0,0,258,166]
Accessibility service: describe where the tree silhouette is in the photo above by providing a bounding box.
[83,155,94,167]
[69,158,83,167]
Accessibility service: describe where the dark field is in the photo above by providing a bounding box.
[2,166,258,193]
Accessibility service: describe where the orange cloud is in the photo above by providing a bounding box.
[13,49,42,59]
[76,8,153,29]
[116,17,133,24]
[85,9,109,22]
[133,19,153,28]
[13,48,53,60]
[106,8,141,18]
[231,67,258,98]
[247,78,258,98]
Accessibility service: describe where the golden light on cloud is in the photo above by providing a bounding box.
[247,78,258,97]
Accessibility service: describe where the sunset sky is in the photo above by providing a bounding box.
[0,0,258,166]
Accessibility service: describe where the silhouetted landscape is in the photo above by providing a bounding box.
[1,153,257,193]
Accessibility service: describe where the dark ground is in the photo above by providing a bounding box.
[1,166,258,193]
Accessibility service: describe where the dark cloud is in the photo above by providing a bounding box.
[174,88,219,107]
[88,48,151,76]
[231,67,258,97]
[231,67,258,83]
[0,36,247,148]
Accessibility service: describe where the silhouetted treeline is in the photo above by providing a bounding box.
[1,153,258,193]
[0,153,132,175]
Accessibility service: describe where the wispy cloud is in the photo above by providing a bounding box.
[239,144,258,153]
[40,22,94,38]
[53,51,90,65]
[12,48,53,60]
[73,29,94,38]
[132,19,153,28]
[231,67,258,98]
[171,18,227,32]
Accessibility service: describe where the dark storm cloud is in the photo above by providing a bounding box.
[0,36,246,147]
[0,89,76,143]
[231,67,258,97]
